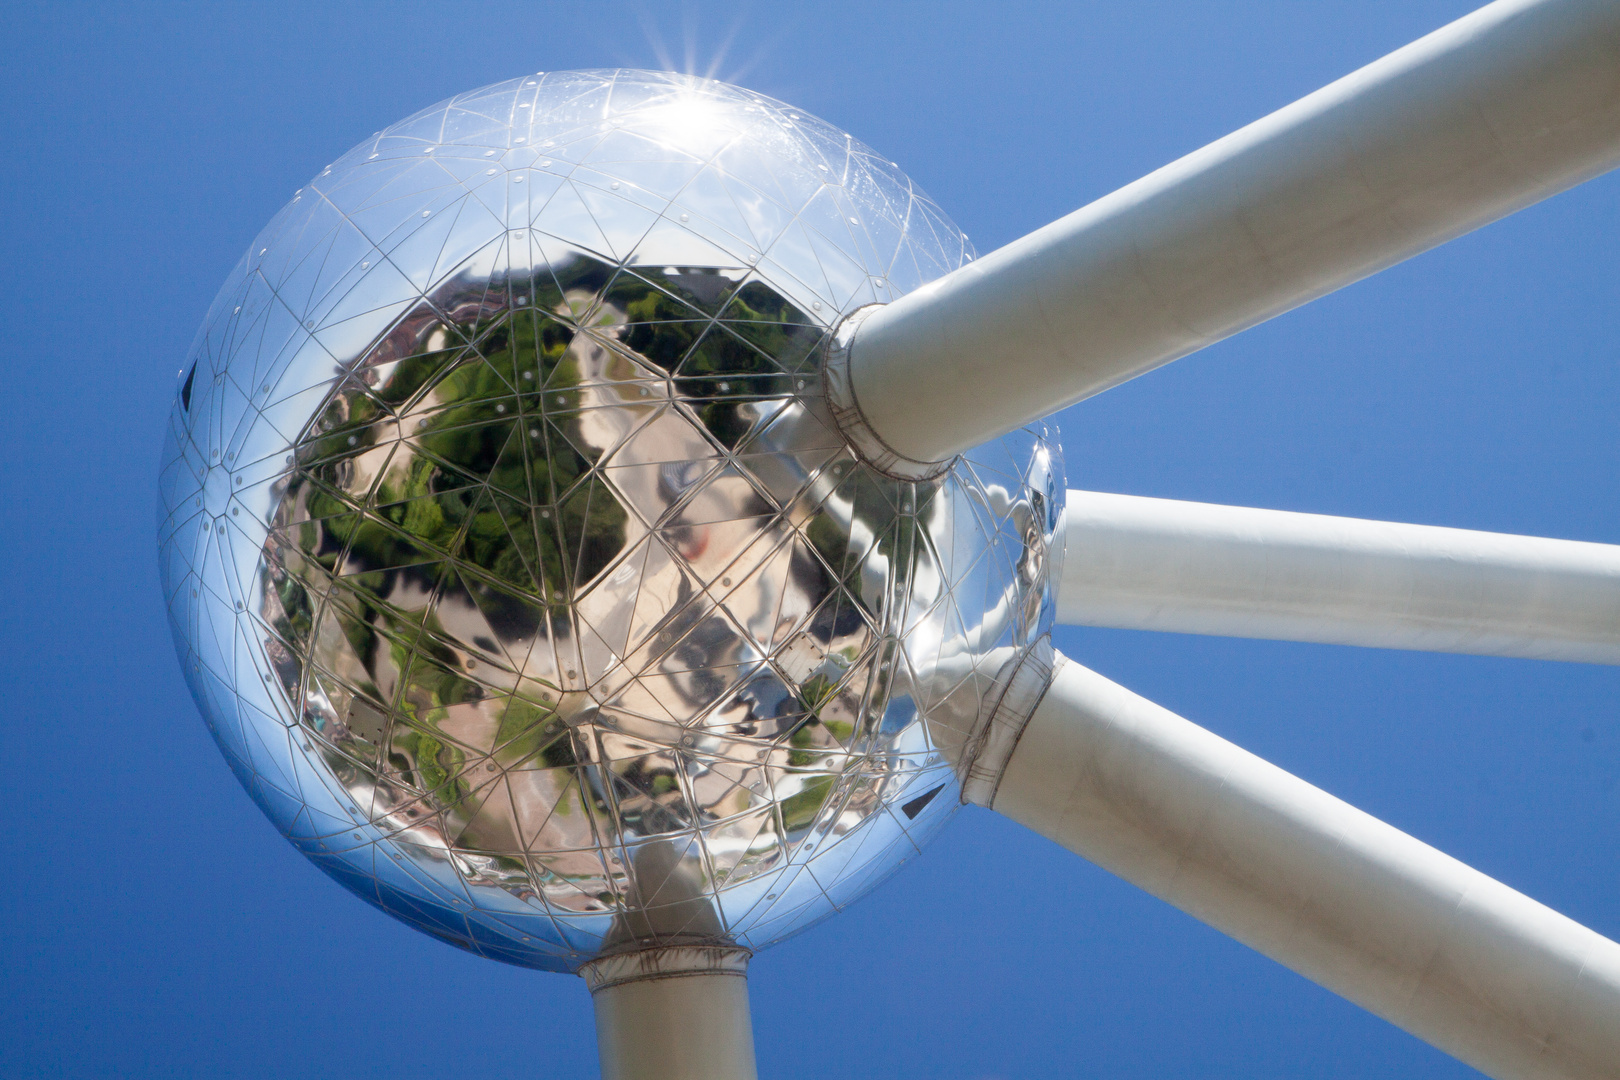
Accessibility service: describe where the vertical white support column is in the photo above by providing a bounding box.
[581,947,758,1080]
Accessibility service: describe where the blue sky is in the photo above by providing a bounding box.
[3,2,1618,1077]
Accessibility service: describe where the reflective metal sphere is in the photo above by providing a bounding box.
[158,70,1063,971]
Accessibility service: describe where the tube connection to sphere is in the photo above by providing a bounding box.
[582,947,758,1080]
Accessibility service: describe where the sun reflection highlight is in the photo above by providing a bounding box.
[632,85,741,152]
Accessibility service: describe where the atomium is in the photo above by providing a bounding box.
[158,70,1062,971]
[154,6,1620,1077]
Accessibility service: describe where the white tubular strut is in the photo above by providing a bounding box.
[835,0,1620,468]
[582,948,758,1080]
[1056,491,1620,663]
[990,657,1620,1080]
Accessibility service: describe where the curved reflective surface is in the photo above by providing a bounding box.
[157,70,1064,971]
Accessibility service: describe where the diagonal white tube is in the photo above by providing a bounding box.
[838,0,1620,468]
[991,657,1620,1080]
[1057,490,1620,663]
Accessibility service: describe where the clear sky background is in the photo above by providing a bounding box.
[3,2,1618,1077]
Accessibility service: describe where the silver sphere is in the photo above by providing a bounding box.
[158,70,1063,971]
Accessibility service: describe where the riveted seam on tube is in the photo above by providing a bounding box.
[578,945,753,994]
[823,305,954,481]
[961,638,1060,807]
